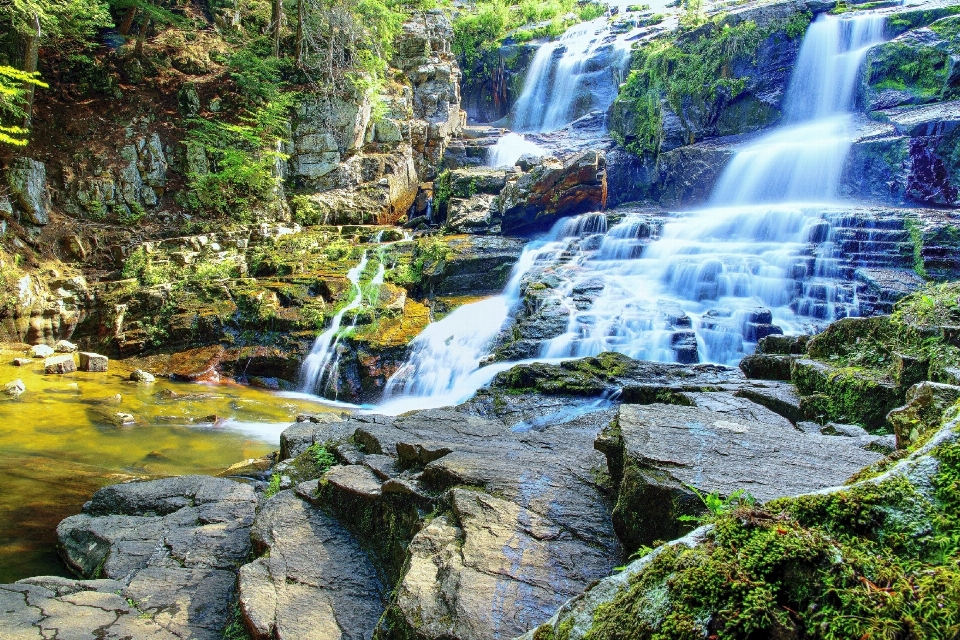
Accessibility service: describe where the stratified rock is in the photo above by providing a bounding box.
[887,381,960,448]
[734,380,804,423]
[278,415,349,459]
[500,151,607,234]
[739,353,795,380]
[596,404,882,550]
[164,345,225,381]
[6,157,51,225]
[78,352,108,372]
[3,379,24,398]
[239,489,384,640]
[44,355,76,374]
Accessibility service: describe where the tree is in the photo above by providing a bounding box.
[0,65,46,146]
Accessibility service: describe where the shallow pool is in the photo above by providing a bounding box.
[0,347,340,582]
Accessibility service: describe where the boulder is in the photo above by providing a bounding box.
[739,353,795,380]
[164,345,225,381]
[3,378,24,398]
[734,380,804,424]
[596,403,883,550]
[78,352,108,372]
[278,415,349,460]
[886,380,960,448]
[130,369,155,383]
[44,355,76,374]
[29,344,54,358]
[12,357,31,366]
[6,157,51,225]
[239,489,384,640]
[500,150,607,234]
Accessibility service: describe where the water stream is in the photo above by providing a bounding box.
[383,12,889,412]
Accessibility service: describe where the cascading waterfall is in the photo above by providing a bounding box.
[299,253,369,395]
[376,12,888,411]
[486,132,547,168]
[510,16,633,133]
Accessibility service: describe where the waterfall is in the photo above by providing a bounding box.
[511,17,633,133]
[374,12,889,412]
[299,253,368,395]
[486,133,546,168]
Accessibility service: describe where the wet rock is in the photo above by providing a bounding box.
[447,193,499,232]
[130,369,155,383]
[678,391,794,431]
[113,412,135,426]
[756,333,810,355]
[219,456,275,480]
[597,403,882,550]
[6,157,51,225]
[491,351,744,401]
[12,357,32,366]
[739,353,795,380]
[239,489,384,640]
[3,378,25,398]
[164,345,225,381]
[500,150,607,234]
[44,355,76,374]
[29,344,54,358]
[78,352,108,372]
[887,380,960,448]
[791,357,903,429]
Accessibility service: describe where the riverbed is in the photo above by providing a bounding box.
[0,347,340,582]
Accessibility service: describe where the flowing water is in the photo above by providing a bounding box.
[487,132,547,168]
[381,12,889,412]
[0,351,339,582]
[299,253,370,396]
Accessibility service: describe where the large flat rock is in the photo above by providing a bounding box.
[597,403,883,550]
[239,489,384,640]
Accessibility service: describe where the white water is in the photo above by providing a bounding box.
[299,253,368,395]
[375,13,888,412]
[511,15,633,132]
[487,132,547,168]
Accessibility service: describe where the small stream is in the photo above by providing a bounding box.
[0,350,340,582]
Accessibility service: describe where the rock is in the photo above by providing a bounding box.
[164,345,225,381]
[500,150,607,234]
[50,476,257,637]
[447,193,499,232]
[44,355,76,374]
[54,339,78,353]
[596,403,882,550]
[791,357,903,429]
[278,415,349,460]
[218,456,275,479]
[3,378,25,398]
[6,157,51,225]
[130,369,155,383]
[78,352,108,372]
[678,391,795,431]
[887,381,960,449]
[734,380,804,423]
[491,352,744,401]
[12,357,31,366]
[238,489,384,640]
[739,353,795,380]
[29,344,54,358]
[756,333,810,355]
[114,412,135,426]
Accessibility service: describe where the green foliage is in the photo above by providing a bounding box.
[0,252,25,312]
[264,472,282,498]
[291,194,322,226]
[121,247,175,286]
[228,48,289,106]
[677,486,756,524]
[222,602,251,640]
[307,442,337,474]
[0,66,47,146]
[185,93,295,222]
[117,202,148,226]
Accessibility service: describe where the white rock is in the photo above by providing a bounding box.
[54,340,78,353]
[29,344,54,358]
[130,369,156,383]
[3,379,25,397]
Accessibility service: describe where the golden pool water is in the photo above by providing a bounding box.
[0,347,340,583]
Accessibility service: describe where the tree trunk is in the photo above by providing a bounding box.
[271,0,283,57]
[135,18,151,56]
[295,0,303,66]
[21,14,40,129]
[119,6,138,35]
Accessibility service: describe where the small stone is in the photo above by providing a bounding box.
[13,357,33,366]
[3,378,25,397]
[130,369,155,383]
[79,352,109,372]
[44,355,76,374]
[54,340,78,353]
[29,344,54,358]
[114,412,136,426]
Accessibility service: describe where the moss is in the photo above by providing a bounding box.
[866,41,951,103]
[587,429,960,639]
[885,5,960,36]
